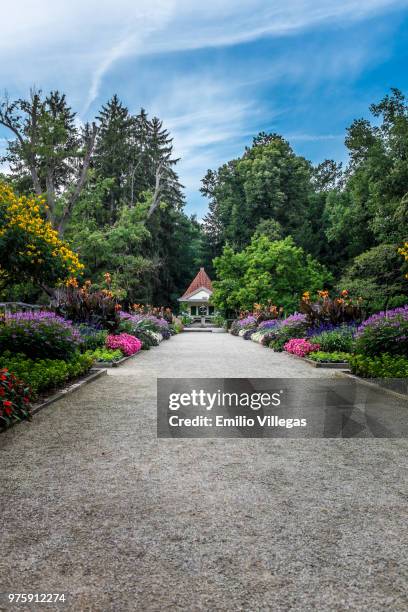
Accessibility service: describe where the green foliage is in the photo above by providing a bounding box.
[355,319,408,357]
[0,352,94,397]
[349,353,408,378]
[308,351,350,363]
[202,134,316,253]
[212,235,331,313]
[339,244,408,312]
[87,348,123,362]
[212,314,227,328]
[309,327,355,353]
[77,325,108,351]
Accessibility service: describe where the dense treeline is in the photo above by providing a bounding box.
[0,87,407,313]
[201,88,408,313]
[0,90,202,307]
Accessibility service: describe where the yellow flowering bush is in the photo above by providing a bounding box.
[0,182,83,286]
[399,242,408,278]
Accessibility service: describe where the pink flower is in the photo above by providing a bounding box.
[106,333,142,356]
[283,338,320,357]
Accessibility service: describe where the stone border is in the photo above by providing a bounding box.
[337,371,408,403]
[31,368,107,416]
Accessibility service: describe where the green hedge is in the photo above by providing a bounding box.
[0,352,94,397]
[348,353,408,378]
[308,351,350,363]
[87,348,123,362]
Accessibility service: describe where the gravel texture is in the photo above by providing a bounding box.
[1,333,407,611]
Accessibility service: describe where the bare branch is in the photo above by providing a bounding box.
[58,122,98,235]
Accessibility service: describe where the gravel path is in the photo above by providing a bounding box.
[1,333,407,611]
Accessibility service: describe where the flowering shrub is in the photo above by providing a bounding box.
[230,315,257,336]
[0,182,83,287]
[0,368,31,430]
[266,314,309,351]
[399,242,408,278]
[106,333,142,356]
[1,311,81,360]
[355,305,408,357]
[300,290,363,326]
[283,338,320,357]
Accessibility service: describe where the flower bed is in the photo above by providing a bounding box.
[229,294,408,387]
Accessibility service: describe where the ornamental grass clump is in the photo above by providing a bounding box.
[355,305,408,357]
[0,368,31,430]
[1,311,81,360]
[283,338,320,357]
[106,333,142,356]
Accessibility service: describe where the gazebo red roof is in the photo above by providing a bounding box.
[181,267,213,299]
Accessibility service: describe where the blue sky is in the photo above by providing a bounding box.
[1,0,408,217]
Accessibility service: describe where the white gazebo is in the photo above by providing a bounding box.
[178,268,215,320]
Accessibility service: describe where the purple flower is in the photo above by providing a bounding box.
[356,305,408,337]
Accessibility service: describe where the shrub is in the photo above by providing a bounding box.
[309,325,355,353]
[349,353,408,378]
[355,305,408,357]
[308,351,350,363]
[106,333,142,356]
[88,348,123,362]
[230,315,257,336]
[0,352,94,397]
[0,181,83,287]
[213,314,227,328]
[78,325,108,351]
[283,338,320,357]
[0,368,31,430]
[1,311,81,360]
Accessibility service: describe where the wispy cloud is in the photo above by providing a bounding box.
[1,0,407,215]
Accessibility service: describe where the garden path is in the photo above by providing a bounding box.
[1,332,407,611]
